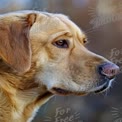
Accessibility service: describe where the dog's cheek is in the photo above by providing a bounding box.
[35,67,58,88]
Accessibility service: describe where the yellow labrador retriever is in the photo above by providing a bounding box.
[0,10,119,122]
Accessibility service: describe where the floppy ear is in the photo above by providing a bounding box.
[0,13,36,73]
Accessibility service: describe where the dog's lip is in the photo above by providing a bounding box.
[51,78,115,95]
[51,87,87,96]
[89,78,115,93]
[51,87,72,95]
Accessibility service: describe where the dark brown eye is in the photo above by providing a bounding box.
[52,39,69,48]
[83,38,88,44]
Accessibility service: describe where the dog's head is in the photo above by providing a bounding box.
[0,11,120,95]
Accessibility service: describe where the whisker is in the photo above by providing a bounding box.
[85,27,101,34]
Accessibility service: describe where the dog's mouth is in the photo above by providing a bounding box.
[90,78,115,94]
[51,87,86,96]
[50,78,115,95]
[51,87,72,95]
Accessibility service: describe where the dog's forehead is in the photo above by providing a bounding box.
[55,14,86,38]
[36,13,85,39]
[36,14,68,32]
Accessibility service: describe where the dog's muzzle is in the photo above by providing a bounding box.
[50,62,120,95]
[91,62,120,93]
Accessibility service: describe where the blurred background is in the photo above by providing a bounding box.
[0,0,122,122]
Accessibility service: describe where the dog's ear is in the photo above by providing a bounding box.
[0,13,36,73]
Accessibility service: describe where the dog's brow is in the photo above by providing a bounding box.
[49,31,71,41]
[76,31,86,44]
[65,31,73,37]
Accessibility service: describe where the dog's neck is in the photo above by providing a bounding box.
[0,60,53,118]
[0,65,53,121]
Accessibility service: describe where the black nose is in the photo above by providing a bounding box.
[98,62,120,79]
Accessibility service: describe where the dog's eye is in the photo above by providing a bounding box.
[52,39,69,48]
[83,38,88,44]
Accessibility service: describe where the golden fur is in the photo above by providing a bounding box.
[0,10,118,122]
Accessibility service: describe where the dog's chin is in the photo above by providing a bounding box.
[49,78,115,96]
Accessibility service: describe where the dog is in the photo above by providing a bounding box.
[0,10,119,122]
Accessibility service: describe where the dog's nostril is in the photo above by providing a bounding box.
[98,63,120,79]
